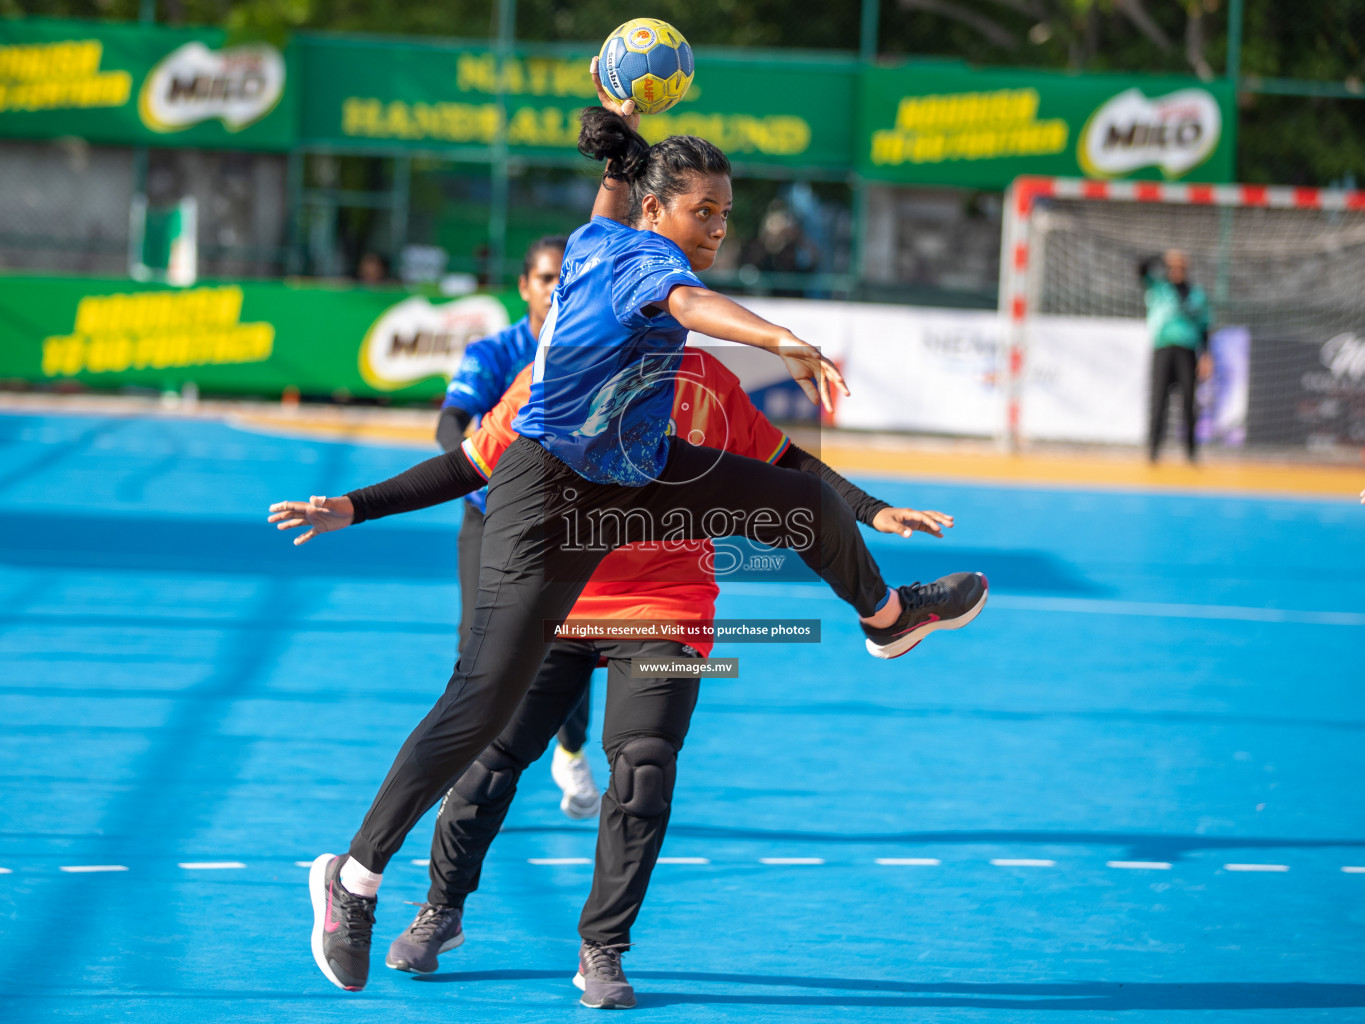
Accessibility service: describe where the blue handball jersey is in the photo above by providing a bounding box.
[442,316,538,513]
[511,217,704,486]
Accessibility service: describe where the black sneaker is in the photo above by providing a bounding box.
[573,940,636,1009]
[385,902,465,974]
[863,572,989,659]
[308,853,376,991]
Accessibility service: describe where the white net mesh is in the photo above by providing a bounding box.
[1025,196,1365,451]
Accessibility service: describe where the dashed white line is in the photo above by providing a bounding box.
[991,859,1056,867]
[876,858,941,866]
[657,857,710,865]
[759,857,825,865]
[1224,863,1289,872]
[410,859,431,867]
[1107,861,1172,870]
[294,860,314,868]
[528,858,592,866]
[60,865,128,873]
[0,867,11,874]
[178,861,246,870]
[1343,866,1365,874]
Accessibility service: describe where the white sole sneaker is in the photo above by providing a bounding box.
[866,575,989,660]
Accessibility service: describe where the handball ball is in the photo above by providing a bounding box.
[598,18,694,116]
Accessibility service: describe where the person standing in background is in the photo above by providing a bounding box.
[436,235,602,820]
[1140,249,1212,463]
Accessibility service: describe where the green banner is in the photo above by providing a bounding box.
[858,65,1235,187]
[298,38,857,170]
[0,17,295,150]
[0,275,524,400]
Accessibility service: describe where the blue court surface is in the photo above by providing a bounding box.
[2,410,1363,1024]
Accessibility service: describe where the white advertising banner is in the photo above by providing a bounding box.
[1021,315,1149,444]
[691,298,1003,437]
[692,298,1148,444]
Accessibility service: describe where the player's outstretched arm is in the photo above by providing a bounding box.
[588,57,638,224]
[664,286,849,412]
[267,447,487,545]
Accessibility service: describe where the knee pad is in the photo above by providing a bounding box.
[450,745,521,807]
[609,736,677,818]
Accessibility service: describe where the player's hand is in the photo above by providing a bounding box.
[872,507,954,539]
[778,339,849,413]
[590,56,639,131]
[267,494,355,546]
[1197,353,1214,381]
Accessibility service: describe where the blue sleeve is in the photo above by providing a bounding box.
[610,238,703,328]
[442,338,510,416]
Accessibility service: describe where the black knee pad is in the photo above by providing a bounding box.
[450,746,521,806]
[609,736,677,818]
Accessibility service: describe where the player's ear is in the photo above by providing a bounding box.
[640,192,662,226]
[517,275,530,302]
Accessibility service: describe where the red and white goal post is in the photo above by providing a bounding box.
[998,175,1365,452]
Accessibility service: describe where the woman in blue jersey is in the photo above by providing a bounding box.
[436,236,603,821]
[298,66,989,993]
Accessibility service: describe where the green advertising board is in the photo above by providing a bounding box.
[0,17,295,150]
[0,275,523,400]
[858,65,1235,187]
[297,37,857,171]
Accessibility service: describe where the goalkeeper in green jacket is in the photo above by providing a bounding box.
[1140,249,1211,463]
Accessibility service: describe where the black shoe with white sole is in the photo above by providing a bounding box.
[863,572,989,659]
[308,853,375,992]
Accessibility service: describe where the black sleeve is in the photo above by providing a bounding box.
[346,448,486,525]
[435,405,474,453]
[775,443,890,528]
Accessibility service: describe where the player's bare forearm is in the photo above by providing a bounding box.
[664,286,798,352]
[591,176,632,224]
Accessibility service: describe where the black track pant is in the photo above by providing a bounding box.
[1150,345,1198,460]
[458,504,590,753]
[426,638,698,945]
[349,435,887,871]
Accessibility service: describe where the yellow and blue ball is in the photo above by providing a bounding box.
[598,18,694,116]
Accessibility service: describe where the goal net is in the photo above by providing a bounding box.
[999,177,1365,453]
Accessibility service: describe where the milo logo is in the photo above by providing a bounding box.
[138,41,285,132]
[1078,87,1221,179]
[359,294,511,391]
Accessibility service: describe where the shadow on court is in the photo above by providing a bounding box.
[0,510,1103,594]
[414,971,1365,1010]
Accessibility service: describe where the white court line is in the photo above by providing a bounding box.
[528,858,591,866]
[990,595,1365,627]
[294,860,314,868]
[60,865,128,873]
[876,858,941,866]
[0,867,11,874]
[991,859,1056,867]
[410,859,430,867]
[1224,863,1290,872]
[759,857,825,865]
[177,862,245,870]
[1107,861,1172,870]
[657,857,710,865]
[721,585,1365,627]
[1343,866,1365,874]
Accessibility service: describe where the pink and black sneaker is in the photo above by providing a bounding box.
[308,853,376,991]
[863,572,989,659]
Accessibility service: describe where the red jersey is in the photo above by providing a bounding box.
[461,349,790,657]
